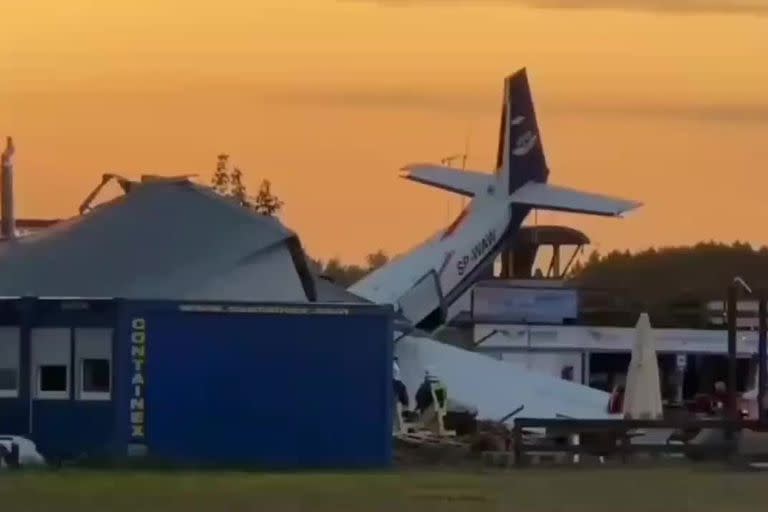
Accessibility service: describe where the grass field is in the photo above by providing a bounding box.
[1,467,766,512]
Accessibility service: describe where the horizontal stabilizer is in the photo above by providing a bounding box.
[400,164,494,197]
[509,182,642,217]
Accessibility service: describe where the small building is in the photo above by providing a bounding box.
[0,298,394,468]
[0,175,400,467]
[437,225,763,405]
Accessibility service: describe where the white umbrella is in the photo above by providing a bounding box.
[623,312,663,420]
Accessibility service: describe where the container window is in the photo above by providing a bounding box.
[0,327,20,398]
[32,328,71,400]
[82,359,110,395]
[39,365,68,393]
[75,328,112,401]
[0,369,18,396]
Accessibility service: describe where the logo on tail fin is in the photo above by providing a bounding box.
[513,131,538,157]
[499,69,550,192]
[509,115,538,157]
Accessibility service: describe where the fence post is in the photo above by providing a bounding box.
[757,291,768,427]
[513,422,523,467]
[726,282,738,441]
[10,442,20,468]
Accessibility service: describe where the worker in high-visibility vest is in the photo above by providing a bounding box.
[415,366,447,414]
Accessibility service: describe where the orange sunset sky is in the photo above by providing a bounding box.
[2,0,768,264]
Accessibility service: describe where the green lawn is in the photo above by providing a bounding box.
[1,467,766,512]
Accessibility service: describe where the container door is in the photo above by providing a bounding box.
[0,327,24,435]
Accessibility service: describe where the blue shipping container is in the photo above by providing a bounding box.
[0,299,394,469]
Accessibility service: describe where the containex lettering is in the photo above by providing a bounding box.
[130,318,146,443]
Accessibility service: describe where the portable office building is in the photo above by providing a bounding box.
[0,298,393,468]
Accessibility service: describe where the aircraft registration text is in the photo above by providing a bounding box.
[457,230,497,276]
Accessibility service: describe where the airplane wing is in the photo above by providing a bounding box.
[508,182,642,217]
[400,164,495,197]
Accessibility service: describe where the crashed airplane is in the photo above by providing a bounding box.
[349,68,642,423]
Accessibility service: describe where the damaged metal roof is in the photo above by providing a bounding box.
[0,179,317,301]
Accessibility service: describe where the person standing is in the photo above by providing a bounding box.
[415,366,447,414]
[393,358,409,409]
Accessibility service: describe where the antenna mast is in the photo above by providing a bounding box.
[439,125,472,221]
[439,153,467,224]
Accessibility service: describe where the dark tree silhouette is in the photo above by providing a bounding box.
[251,180,283,216]
[365,250,390,271]
[569,241,768,309]
[211,153,283,216]
[212,154,230,195]
[314,250,392,287]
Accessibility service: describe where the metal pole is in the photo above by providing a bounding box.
[0,136,16,240]
[727,282,738,422]
[759,295,767,423]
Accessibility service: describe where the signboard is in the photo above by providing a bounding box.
[128,317,147,453]
[472,286,578,324]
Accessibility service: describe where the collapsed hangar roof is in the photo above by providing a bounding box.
[0,178,319,301]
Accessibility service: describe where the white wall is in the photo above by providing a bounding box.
[475,323,762,356]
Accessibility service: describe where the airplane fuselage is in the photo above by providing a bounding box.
[349,67,639,331]
[350,190,519,325]
[343,68,640,424]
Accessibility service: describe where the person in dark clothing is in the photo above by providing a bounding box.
[607,384,625,414]
[712,381,728,412]
[415,367,447,414]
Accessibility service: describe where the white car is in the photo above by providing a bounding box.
[0,436,46,468]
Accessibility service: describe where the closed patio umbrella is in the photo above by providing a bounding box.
[623,312,663,420]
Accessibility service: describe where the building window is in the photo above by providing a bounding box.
[75,328,112,401]
[0,327,20,398]
[32,328,71,400]
[81,359,110,395]
[0,369,18,396]
[39,365,68,393]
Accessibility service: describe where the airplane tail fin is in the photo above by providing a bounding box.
[496,67,549,194]
[400,68,549,199]
[399,68,642,217]
[497,68,641,217]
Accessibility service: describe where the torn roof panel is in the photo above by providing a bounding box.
[0,180,314,300]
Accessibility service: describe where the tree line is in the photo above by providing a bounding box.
[212,155,768,298]
[568,241,768,308]
[211,154,388,286]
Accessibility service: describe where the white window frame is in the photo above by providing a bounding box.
[32,328,71,400]
[0,327,20,398]
[75,328,112,401]
[79,358,111,401]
